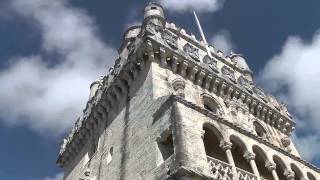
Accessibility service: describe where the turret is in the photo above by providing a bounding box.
[89,79,102,99]
[143,2,165,29]
[230,53,253,81]
[118,25,141,55]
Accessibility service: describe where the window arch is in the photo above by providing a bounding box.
[201,93,223,115]
[253,121,268,140]
[290,163,304,180]
[203,123,228,162]
[230,135,253,173]
[273,155,288,180]
[252,145,273,180]
[307,172,317,180]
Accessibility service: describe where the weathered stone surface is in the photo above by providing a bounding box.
[57,2,320,180]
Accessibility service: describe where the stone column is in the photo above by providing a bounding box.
[244,152,261,180]
[172,101,209,176]
[220,141,238,180]
[172,101,189,169]
[265,161,279,180]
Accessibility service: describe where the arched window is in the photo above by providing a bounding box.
[273,155,287,180]
[201,94,222,115]
[291,163,303,180]
[307,172,317,180]
[230,135,253,173]
[253,121,268,140]
[252,145,273,180]
[203,125,227,162]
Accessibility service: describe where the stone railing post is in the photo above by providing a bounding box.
[220,141,238,180]
[244,151,261,180]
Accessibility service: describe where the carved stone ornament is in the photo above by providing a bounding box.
[59,138,68,155]
[127,41,136,55]
[279,103,293,118]
[267,95,281,111]
[281,136,291,147]
[203,55,219,73]
[224,98,249,114]
[111,58,122,76]
[171,76,186,97]
[145,22,160,35]
[237,75,253,94]
[183,43,200,61]
[221,65,236,83]
[161,29,178,49]
[253,85,267,102]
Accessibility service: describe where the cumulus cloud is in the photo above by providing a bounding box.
[0,0,116,136]
[210,30,234,54]
[159,0,225,13]
[259,31,320,161]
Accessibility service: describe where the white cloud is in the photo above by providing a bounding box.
[210,30,234,54]
[259,31,320,161]
[293,133,320,162]
[0,0,117,136]
[159,0,225,13]
[42,172,63,180]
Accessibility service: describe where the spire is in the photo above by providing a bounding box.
[193,11,212,58]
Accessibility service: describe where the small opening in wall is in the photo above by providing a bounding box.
[89,138,99,159]
[253,121,267,139]
[158,134,174,161]
[106,146,113,165]
[151,6,157,10]
[202,95,221,114]
[204,104,214,112]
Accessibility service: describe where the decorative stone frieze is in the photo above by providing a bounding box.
[145,35,295,137]
[183,43,200,61]
[161,29,178,49]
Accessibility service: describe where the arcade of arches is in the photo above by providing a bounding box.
[202,124,317,180]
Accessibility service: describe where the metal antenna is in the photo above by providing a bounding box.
[193,11,212,58]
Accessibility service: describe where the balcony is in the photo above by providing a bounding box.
[208,156,259,180]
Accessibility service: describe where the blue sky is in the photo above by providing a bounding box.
[0,0,320,179]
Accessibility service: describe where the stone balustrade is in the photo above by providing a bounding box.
[207,156,265,180]
[207,156,233,180]
[237,167,257,180]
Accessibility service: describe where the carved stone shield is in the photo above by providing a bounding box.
[183,43,200,61]
[203,55,219,73]
[221,65,236,83]
[161,30,178,49]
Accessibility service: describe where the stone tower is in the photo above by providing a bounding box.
[57,3,320,180]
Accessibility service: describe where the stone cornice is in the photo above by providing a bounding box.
[170,95,320,173]
[56,45,145,167]
[144,34,295,136]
